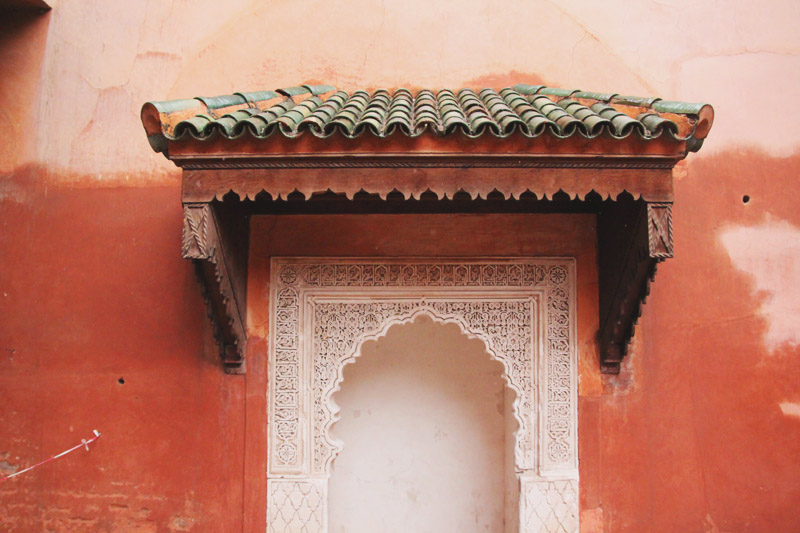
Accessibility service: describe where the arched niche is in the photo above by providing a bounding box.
[322,308,527,475]
[327,314,516,532]
[267,258,578,533]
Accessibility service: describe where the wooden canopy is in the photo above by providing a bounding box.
[142,83,714,373]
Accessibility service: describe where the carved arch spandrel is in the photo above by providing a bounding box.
[312,303,532,475]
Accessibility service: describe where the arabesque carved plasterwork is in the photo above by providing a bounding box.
[268,258,578,533]
[311,298,535,474]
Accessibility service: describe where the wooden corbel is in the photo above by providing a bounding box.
[182,202,248,373]
[597,201,673,373]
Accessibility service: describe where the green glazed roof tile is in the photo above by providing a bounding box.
[277,86,311,97]
[234,90,280,103]
[573,91,617,102]
[512,84,546,95]
[147,98,201,114]
[302,84,336,96]
[141,82,714,151]
[197,94,247,110]
[652,100,710,115]
[538,87,580,98]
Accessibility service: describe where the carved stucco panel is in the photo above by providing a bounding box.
[521,478,579,532]
[310,298,537,475]
[267,479,326,533]
[267,258,578,533]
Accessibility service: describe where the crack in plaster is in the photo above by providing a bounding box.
[544,0,658,93]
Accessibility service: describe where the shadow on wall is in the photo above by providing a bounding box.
[0,8,50,171]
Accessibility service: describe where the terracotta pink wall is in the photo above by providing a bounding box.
[1,0,799,530]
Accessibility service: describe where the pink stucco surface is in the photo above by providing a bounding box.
[1,1,799,531]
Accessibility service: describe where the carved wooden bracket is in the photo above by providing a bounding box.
[597,201,673,373]
[182,203,248,373]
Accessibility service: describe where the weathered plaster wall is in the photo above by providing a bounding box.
[0,10,48,173]
[0,179,246,531]
[1,0,799,531]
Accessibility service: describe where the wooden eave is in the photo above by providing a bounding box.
[172,138,681,375]
[144,84,712,375]
[169,134,684,205]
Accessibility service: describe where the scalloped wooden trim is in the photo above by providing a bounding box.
[180,161,674,204]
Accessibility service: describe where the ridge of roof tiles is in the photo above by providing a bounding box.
[141,83,714,153]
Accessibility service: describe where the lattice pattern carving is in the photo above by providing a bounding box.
[521,479,579,533]
[267,480,325,533]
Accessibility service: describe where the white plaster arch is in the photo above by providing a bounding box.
[267,258,579,533]
[323,306,525,475]
[309,297,538,475]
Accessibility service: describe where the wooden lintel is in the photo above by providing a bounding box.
[182,202,249,373]
[597,200,673,373]
[180,161,675,204]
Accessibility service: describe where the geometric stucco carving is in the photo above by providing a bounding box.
[521,478,580,532]
[267,258,578,532]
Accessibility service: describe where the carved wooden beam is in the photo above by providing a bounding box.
[178,161,675,204]
[182,202,248,373]
[597,201,673,373]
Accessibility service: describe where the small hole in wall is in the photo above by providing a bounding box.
[743,195,750,204]
[118,378,125,385]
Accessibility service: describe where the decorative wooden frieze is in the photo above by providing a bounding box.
[598,201,673,373]
[180,162,675,204]
[267,258,579,533]
[181,203,247,373]
[176,155,676,170]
